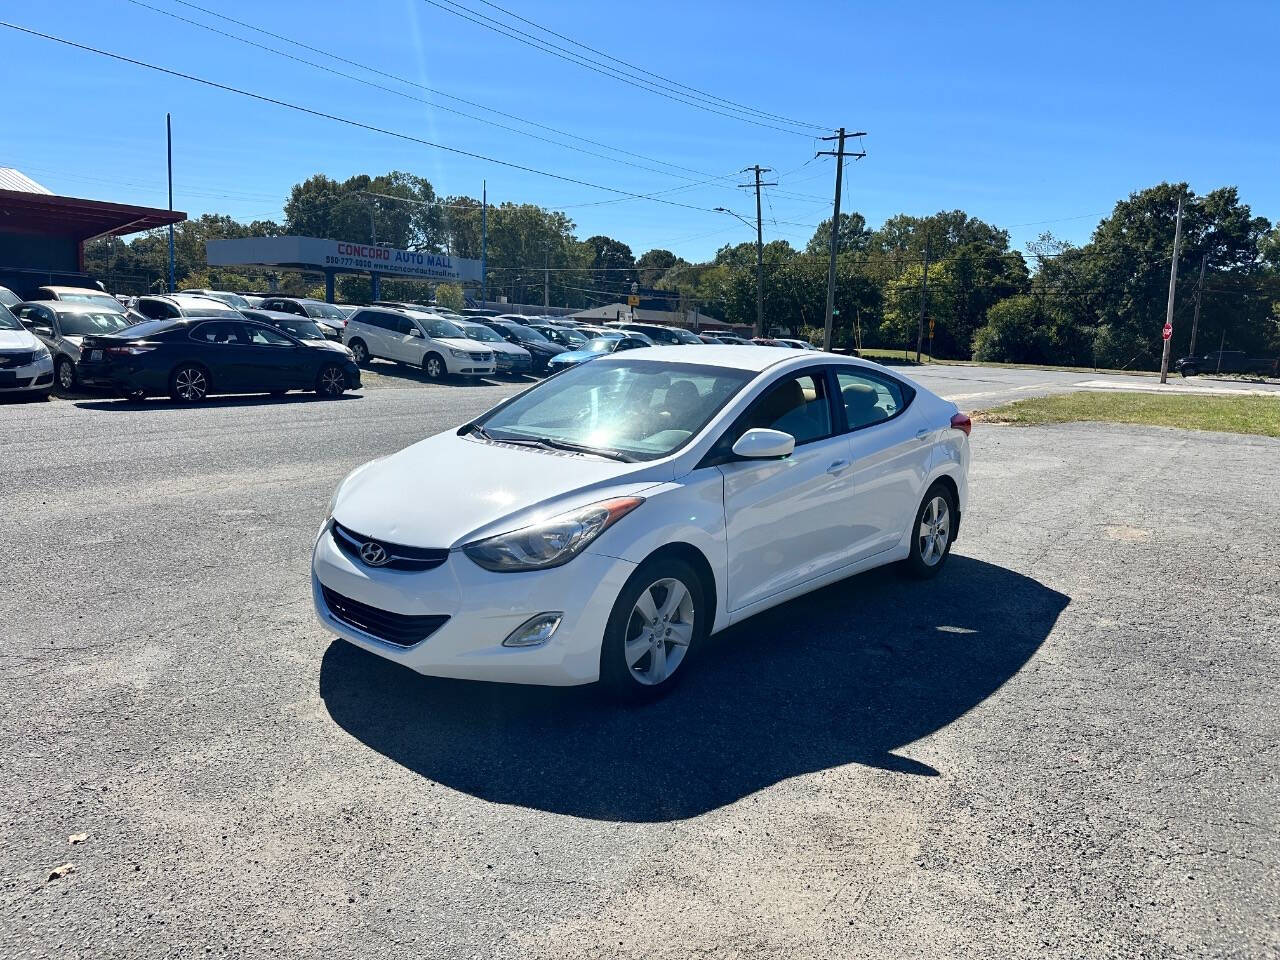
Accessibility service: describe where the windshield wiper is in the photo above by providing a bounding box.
[462,421,495,441]
[530,437,636,462]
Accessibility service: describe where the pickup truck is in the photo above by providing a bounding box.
[1176,350,1279,378]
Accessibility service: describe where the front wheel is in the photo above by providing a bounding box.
[55,357,77,392]
[348,339,369,366]
[600,557,705,701]
[315,364,347,398]
[903,484,956,579]
[1179,366,1195,378]
[423,353,446,380]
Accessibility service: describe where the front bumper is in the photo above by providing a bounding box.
[495,353,533,374]
[0,353,54,392]
[311,520,636,685]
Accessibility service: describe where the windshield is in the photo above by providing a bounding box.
[507,323,549,343]
[479,359,753,461]
[0,305,20,330]
[305,301,347,321]
[203,291,250,310]
[274,318,325,341]
[462,325,503,343]
[422,317,464,339]
[0,288,20,308]
[58,292,123,310]
[585,338,618,354]
[56,311,133,336]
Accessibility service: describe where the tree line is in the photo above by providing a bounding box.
[85,173,1280,370]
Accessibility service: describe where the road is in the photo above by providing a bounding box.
[1,365,1277,959]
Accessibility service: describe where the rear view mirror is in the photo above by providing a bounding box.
[732,428,795,459]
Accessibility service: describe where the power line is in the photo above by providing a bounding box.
[0,21,754,220]
[461,0,828,133]
[126,0,739,187]
[416,0,820,137]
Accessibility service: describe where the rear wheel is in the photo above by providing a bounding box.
[315,364,347,398]
[55,357,76,392]
[169,364,210,403]
[348,339,369,366]
[600,557,705,701]
[1179,366,1196,378]
[903,484,956,579]
[423,353,446,380]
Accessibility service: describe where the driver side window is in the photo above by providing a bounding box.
[745,372,833,445]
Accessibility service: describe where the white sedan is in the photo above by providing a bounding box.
[312,346,971,698]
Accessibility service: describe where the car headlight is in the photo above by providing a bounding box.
[463,497,644,572]
[34,344,51,360]
[449,348,470,359]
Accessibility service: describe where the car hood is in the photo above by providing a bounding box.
[305,339,352,354]
[520,339,567,355]
[0,328,41,351]
[550,349,603,363]
[332,430,673,548]
[438,337,492,353]
[476,340,529,357]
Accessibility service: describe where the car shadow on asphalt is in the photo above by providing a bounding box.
[73,393,363,411]
[319,556,1068,823]
[359,359,515,387]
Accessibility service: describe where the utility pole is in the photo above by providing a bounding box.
[165,113,175,293]
[544,244,550,308]
[915,240,931,362]
[1189,254,1208,355]
[737,165,775,338]
[481,180,488,305]
[1159,195,1185,384]
[818,129,867,350]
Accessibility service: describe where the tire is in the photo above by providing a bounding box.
[315,364,347,398]
[599,556,706,701]
[169,364,210,403]
[55,356,76,392]
[1179,366,1196,378]
[423,353,446,381]
[902,483,957,579]
[348,339,370,366]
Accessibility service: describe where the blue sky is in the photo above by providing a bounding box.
[3,0,1278,263]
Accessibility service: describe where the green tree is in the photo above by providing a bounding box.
[435,282,465,312]
[636,248,679,285]
[972,295,1054,363]
[805,212,870,256]
[284,171,442,250]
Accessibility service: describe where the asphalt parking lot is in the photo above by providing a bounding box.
[2,364,1277,958]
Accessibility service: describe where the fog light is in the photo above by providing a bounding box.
[503,612,563,648]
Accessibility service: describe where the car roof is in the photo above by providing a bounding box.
[39,285,110,294]
[243,309,313,321]
[21,299,121,313]
[606,344,874,374]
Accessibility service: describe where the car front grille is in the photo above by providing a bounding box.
[468,351,493,362]
[321,586,449,647]
[331,521,449,571]
[0,351,37,368]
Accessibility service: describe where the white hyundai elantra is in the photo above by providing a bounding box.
[312,346,971,698]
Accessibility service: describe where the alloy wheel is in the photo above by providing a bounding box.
[319,366,345,396]
[624,577,695,686]
[174,367,207,401]
[57,360,75,390]
[425,357,444,379]
[918,495,951,566]
[350,341,368,364]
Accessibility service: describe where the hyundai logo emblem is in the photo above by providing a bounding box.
[359,541,390,567]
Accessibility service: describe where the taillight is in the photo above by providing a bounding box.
[950,412,972,437]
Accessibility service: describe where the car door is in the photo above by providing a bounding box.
[392,315,427,363]
[715,368,855,612]
[187,321,254,392]
[241,322,308,390]
[834,367,929,561]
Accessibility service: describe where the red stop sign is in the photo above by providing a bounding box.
[1162,322,1173,341]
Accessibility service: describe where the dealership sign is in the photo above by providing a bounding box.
[207,236,482,284]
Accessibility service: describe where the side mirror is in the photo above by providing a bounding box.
[31,324,54,337]
[409,328,424,338]
[732,428,795,459]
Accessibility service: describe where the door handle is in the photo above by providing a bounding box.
[826,459,850,475]
[915,428,932,440]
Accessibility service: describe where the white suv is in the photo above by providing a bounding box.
[344,307,495,380]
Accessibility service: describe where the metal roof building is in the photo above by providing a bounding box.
[0,168,185,297]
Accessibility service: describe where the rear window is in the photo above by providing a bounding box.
[108,319,179,339]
